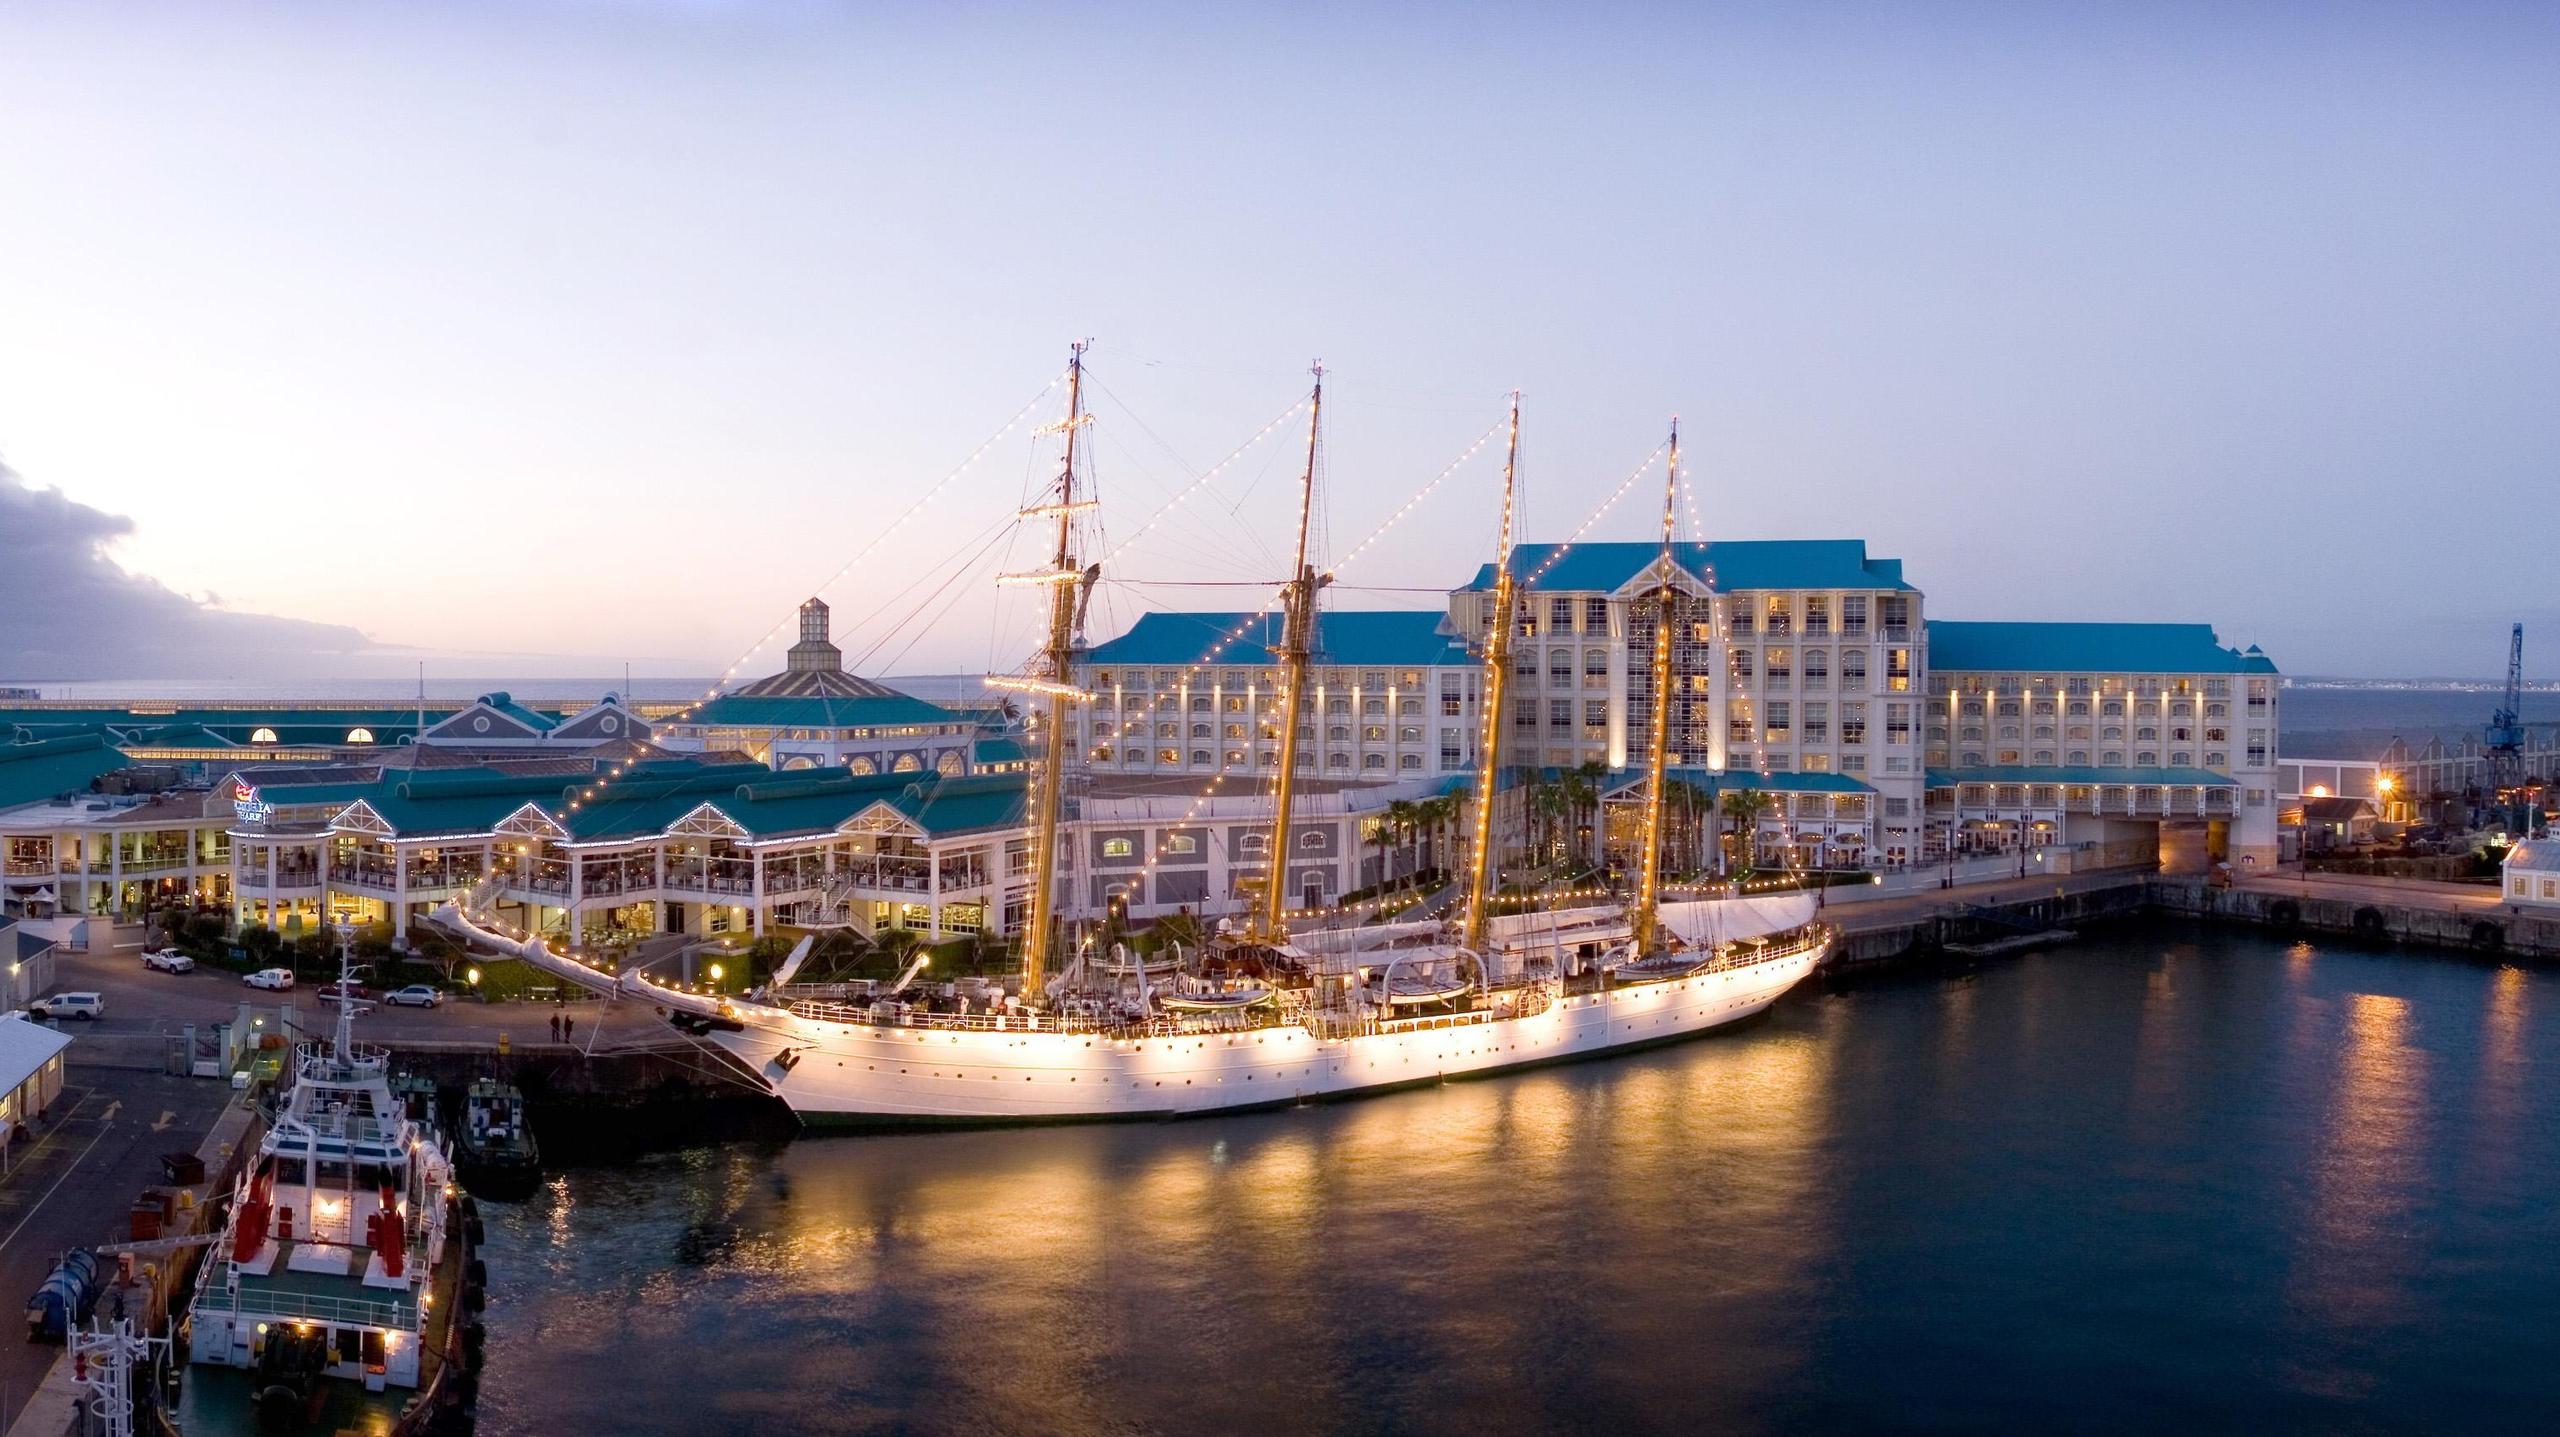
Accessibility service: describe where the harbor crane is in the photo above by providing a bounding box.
[2486,623,2525,794]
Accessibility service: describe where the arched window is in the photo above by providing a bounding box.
[848,755,877,775]
[783,756,817,771]
[251,728,279,744]
[892,753,923,773]
[345,727,375,744]
[936,751,964,776]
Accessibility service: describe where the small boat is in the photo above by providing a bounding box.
[1156,983,1274,1013]
[1610,949,1714,984]
[454,1079,541,1199]
[1379,971,1474,1006]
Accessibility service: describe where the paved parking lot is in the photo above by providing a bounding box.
[43,941,679,1053]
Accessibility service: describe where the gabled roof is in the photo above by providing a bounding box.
[1458,541,1915,595]
[1083,610,1467,669]
[971,736,1027,767]
[1926,622,2279,675]
[675,692,959,730]
[0,735,129,810]
[0,1012,73,1090]
[2505,840,2560,874]
[2302,796,2378,821]
[1927,765,2240,789]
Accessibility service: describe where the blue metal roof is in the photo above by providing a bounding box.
[1585,765,1877,796]
[1927,765,2240,789]
[1458,541,1913,594]
[1083,610,1466,669]
[1926,622,2278,675]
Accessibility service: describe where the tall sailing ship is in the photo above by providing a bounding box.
[430,348,1829,1128]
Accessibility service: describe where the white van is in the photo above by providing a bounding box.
[30,992,105,1021]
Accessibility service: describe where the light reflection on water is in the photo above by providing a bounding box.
[480,929,2560,1435]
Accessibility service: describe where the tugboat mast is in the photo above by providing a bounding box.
[1020,341,1091,1000]
[1630,420,1680,956]
[1460,391,1523,951]
[1253,363,1326,942]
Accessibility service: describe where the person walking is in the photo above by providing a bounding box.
[549,1013,561,1042]
[563,1014,576,1043]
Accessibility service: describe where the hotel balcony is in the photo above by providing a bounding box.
[238,867,323,892]
[4,859,53,878]
[663,863,755,898]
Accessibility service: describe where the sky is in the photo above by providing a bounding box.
[2,1,2554,685]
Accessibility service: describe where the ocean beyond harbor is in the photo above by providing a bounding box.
[474,926,2560,1436]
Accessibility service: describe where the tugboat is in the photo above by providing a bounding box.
[454,1079,541,1200]
[170,953,483,1433]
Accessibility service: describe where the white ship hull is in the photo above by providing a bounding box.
[705,937,1826,1128]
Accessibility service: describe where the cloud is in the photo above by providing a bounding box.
[1,463,369,680]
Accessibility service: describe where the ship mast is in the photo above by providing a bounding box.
[1630,420,1679,955]
[1252,363,1326,941]
[1019,341,1091,1000]
[1460,391,1522,951]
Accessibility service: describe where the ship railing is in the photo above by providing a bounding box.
[197,1263,413,1330]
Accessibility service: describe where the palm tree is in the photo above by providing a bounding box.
[1364,815,1397,894]
[1383,798,1423,891]
[1527,780,1570,869]
[1423,791,1463,878]
[1720,789,1774,879]
[1572,759,1611,870]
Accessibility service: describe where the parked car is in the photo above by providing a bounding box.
[30,992,105,1021]
[142,948,196,973]
[314,980,372,1005]
[382,984,445,1008]
[243,968,295,991]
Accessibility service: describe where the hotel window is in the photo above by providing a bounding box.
[1731,648,1755,682]
[1804,703,1830,743]
[2033,751,2056,766]
[1729,605,1755,639]
[1842,703,1868,745]
[1764,596,1792,635]
[1585,597,1609,629]
[1997,750,2023,765]
[1766,702,1792,742]
[1841,754,1866,773]
[1804,596,1830,636]
[1765,648,1792,682]
[1728,704,1755,744]
[1840,595,1868,637]
[1225,723,1246,740]
[1093,745,1114,763]
[1886,649,1911,691]
[1399,725,1422,743]
[1398,697,1420,717]
[1227,749,1247,764]
[1102,838,1134,858]
[1328,697,1351,716]
[2069,750,2090,765]
[1364,753,1388,770]
[2206,752,2227,768]
[1191,749,1212,766]
[1515,651,1538,679]
[1401,754,1422,769]
[2136,751,2159,766]
[1584,649,1607,682]
[1802,753,1832,771]
[2103,750,2124,766]
[1514,699,1537,730]
[1886,704,1912,742]
[2172,751,2194,766]
[1879,595,1911,636]
[1549,597,1574,629]
[1192,723,1212,739]
[1803,650,1829,689]
[2247,729,2269,765]
[1841,650,1866,690]
[1440,676,1464,716]
[1441,732,1463,769]
[1329,725,1350,741]
[1884,796,1909,818]
[1550,649,1573,683]
[1365,725,1388,742]
[1328,753,1351,769]
[1549,700,1572,730]
[1158,748,1180,764]
[1260,752,1280,768]
[1584,700,1607,734]
[1191,696,1212,713]
[2204,727,2227,743]
[1363,698,1387,717]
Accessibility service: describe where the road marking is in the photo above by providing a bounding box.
[98,1100,121,1124]
[0,1122,112,1257]
[152,1111,174,1132]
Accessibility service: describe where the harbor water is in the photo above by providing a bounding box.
[477,926,2560,1435]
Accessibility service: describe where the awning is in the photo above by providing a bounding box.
[1655,892,1818,948]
